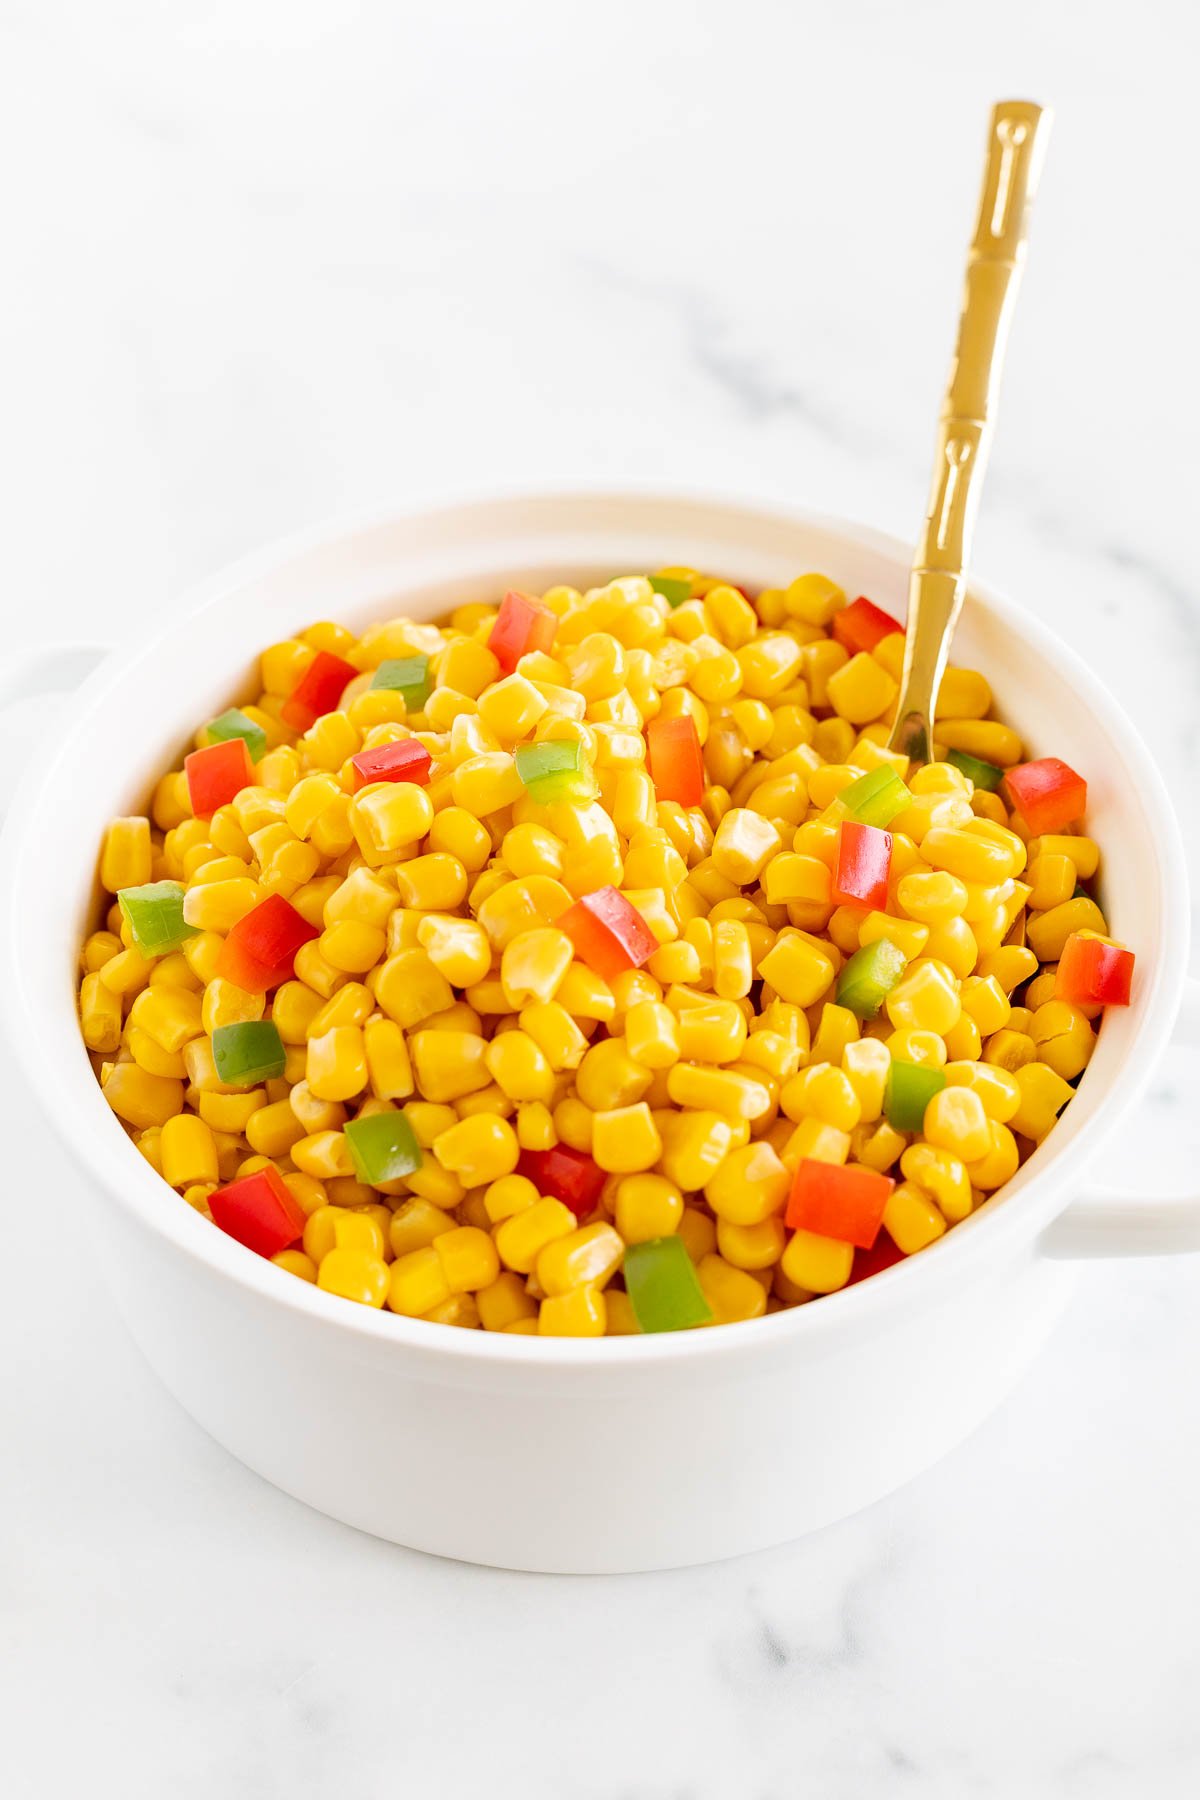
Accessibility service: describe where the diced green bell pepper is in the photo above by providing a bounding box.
[204,707,266,764]
[836,938,907,1019]
[883,1060,947,1132]
[649,574,693,607]
[513,739,593,803]
[623,1235,713,1333]
[117,882,199,957]
[839,764,912,828]
[211,1020,287,1087]
[371,655,432,712]
[344,1110,423,1184]
[945,749,1004,792]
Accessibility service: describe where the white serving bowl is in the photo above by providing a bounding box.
[2,490,1197,1573]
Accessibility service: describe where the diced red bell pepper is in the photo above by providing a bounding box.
[645,713,704,807]
[848,1233,908,1285]
[785,1159,895,1250]
[559,887,658,981]
[1003,757,1087,835]
[1055,932,1134,1007]
[210,1165,307,1258]
[281,649,358,732]
[832,822,892,910]
[833,596,904,656]
[518,1145,607,1220]
[350,737,432,791]
[184,737,255,817]
[487,590,557,675]
[215,894,319,992]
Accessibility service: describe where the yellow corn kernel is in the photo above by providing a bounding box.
[125,1027,184,1077]
[781,1228,853,1294]
[515,1100,556,1151]
[101,1063,185,1129]
[482,1029,553,1104]
[82,929,122,973]
[784,572,844,626]
[614,1173,684,1243]
[676,998,747,1064]
[451,751,524,817]
[429,1225,499,1295]
[477,672,549,742]
[758,932,836,1007]
[269,981,325,1043]
[763,852,832,910]
[494,1197,576,1273]
[710,808,781,885]
[1022,970,1058,1011]
[480,1174,538,1226]
[305,1026,368,1102]
[780,1062,861,1133]
[180,878,264,933]
[516,1000,588,1074]
[716,1215,786,1271]
[857,912,929,963]
[711,919,753,1000]
[666,1064,771,1121]
[969,1121,1021,1190]
[959,974,1011,1037]
[499,927,573,1008]
[1009,1062,1075,1141]
[943,1061,1022,1123]
[431,1113,518,1187]
[886,958,962,1035]
[882,1182,946,1253]
[412,915,488,989]
[623,1000,680,1070]
[935,719,1023,767]
[841,1038,890,1122]
[783,1115,851,1168]
[575,1037,652,1112]
[740,1030,803,1083]
[982,1028,1037,1074]
[921,826,1021,887]
[477,1270,538,1331]
[407,1030,489,1103]
[317,1249,390,1307]
[198,1088,266,1133]
[703,1139,790,1226]
[657,1110,734,1191]
[826,652,897,725]
[272,1248,318,1284]
[539,1286,607,1337]
[100,817,153,892]
[245,1101,309,1159]
[1026,897,1109,964]
[1026,852,1077,912]
[391,855,466,915]
[127,985,205,1053]
[1029,1000,1096,1080]
[923,1086,991,1162]
[426,805,492,872]
[374,949,455,1029]
[696,1254,768,1324]
[592,1101,663,1174]
[79,973,122,1052]
[677,1205,719,1263]
[942,1015,982,1061]
[159,1114,219,1187]
[200,976,265,1035]
[537,1221,624,1296]
[350,781,434,857]
[476,875,573,949]
[314,920,384,976]
[553,1095,595,1152]
[900,1142,972,1222]
[387,1246,451,1316]
[308,985,373,1038]
[1027,834,1101,881]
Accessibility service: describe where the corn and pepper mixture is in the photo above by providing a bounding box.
[78,571,1136,1336]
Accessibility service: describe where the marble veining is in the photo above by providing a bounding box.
[2,3,1198,1796]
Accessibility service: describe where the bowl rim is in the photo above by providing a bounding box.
[2,482,1189,1370]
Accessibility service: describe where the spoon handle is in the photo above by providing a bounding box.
[889,99,1052,763]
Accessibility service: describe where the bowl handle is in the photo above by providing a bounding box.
[1041,975,1200,1258]
[0,642,111,816]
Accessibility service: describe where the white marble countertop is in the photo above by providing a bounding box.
[3,4,1199,1795]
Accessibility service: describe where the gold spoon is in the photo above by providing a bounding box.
[888,99,1052,765]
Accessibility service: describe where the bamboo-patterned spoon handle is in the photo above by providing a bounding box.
[888,99,1052,764]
